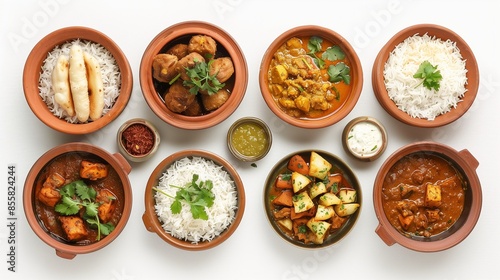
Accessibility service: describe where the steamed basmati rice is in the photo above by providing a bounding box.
[38,39,121,123]
[154,157,238,243]
[383,33,468,120]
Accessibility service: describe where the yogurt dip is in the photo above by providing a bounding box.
[343,117,387,161]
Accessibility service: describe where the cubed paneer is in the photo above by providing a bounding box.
[96,189,117,223]
[58,216,88,241]
[80,160,108,180]
[37,185,61,207]
[44,172,66,188]
[292,192,314,213]
[270,64,288,84]
[425,184,442,208]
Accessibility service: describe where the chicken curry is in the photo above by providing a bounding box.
[34,152,124,245]
[267,36,353,119]
[381,152,466,238]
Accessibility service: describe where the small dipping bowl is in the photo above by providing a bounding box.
[117,118,160,162]
[227,117,272,161]
[342,116,387,161]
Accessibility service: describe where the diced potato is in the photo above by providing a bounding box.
[292,192,314,214]
[315,205,335,220]
[306,218,331,242]
[278,218,293,231]
[338,189,357,203]
[286,37,303,49]
[292,172,311,193]
[308,151,332,180]
[270,64,288,84]
[425,184,442,208]
[310,182,327,199]
[318,192,341,206]
[334,203,360,217]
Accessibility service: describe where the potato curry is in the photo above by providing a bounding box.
[381,152,466,238]
[268,152,360,245]
[267,36,353,119]
[34,153,124,244]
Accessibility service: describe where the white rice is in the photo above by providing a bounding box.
[383,33,468,120]
[154,157,238,243]
[38,39,121,123]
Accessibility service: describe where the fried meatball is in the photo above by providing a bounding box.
[201,89,230,111]
[188,35,217,58]
[152,53,178,83]
[183,98,204,116]
[166,43,189,59]
[175,52,205,81]
[164,82,196,113]
[209,57,234,83]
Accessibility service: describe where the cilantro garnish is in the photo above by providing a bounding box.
[307,36,350,85]
[327,62,351,85]
[54,180,115,241]
[154,174,215,220]
[183,59,225,95]
[413,60,443,91]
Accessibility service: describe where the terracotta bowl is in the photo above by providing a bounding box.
[117,118,160,163]
[142,150,245,250]
[23,142,133,259]
[259,25,363,129]
[23,26,133,134]
[372,24,479,127]
[139,21,248,130]
[263,150,362,249]
[373,141,482,252]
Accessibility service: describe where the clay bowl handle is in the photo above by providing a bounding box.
[375,224,396,246]
[56,250,76,259]
[142,212,155,233]
[458,149,479,170]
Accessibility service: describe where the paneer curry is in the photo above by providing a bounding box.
[267,36,353,119]
[267,152,360,245]
[381,152,466,238]
[34,153,124,244]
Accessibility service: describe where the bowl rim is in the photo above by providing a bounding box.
[341,116,388,161]
[263,149,362,249]
[259,25,363,129]
[139,20,248,130]
[372,141,482,252]
[22,26,133,134]
[371,23,480,128]
[227,116,273,162]
[22,142,133,259]
[142,149,246,250]
[117,118,161,162]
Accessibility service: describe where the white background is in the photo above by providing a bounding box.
[1,0,499,279]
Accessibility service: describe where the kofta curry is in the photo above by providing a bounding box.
[152,34,235,116]
[267,36,353,119]
[381,152,466,238]
[34,152,124,244]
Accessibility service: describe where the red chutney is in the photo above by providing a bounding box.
[381,153,465,238]
[121,124,155,155]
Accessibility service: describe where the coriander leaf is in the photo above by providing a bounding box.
[191,205,208,220]
[327,62,351,84]
[54,196,80,215]
[307,36,323,53]
[322,45,345,61]
[75,181,95,201]
[84,201,99,217]
[170,200,182,214]
[413,60,442,91]
[99,223,115,236]
[183,60,225,95]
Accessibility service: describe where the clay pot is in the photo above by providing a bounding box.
[23,142,133,259]
[140,21,248,130]
[259,25,363,129]
[372,24,479,127]
[373,141,482,252]
[142,150,245,250]
[23,26,133,134]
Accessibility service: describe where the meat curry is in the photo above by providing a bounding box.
[267,36,353,119]
[34,152,124,245]
[381,152,466,238]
